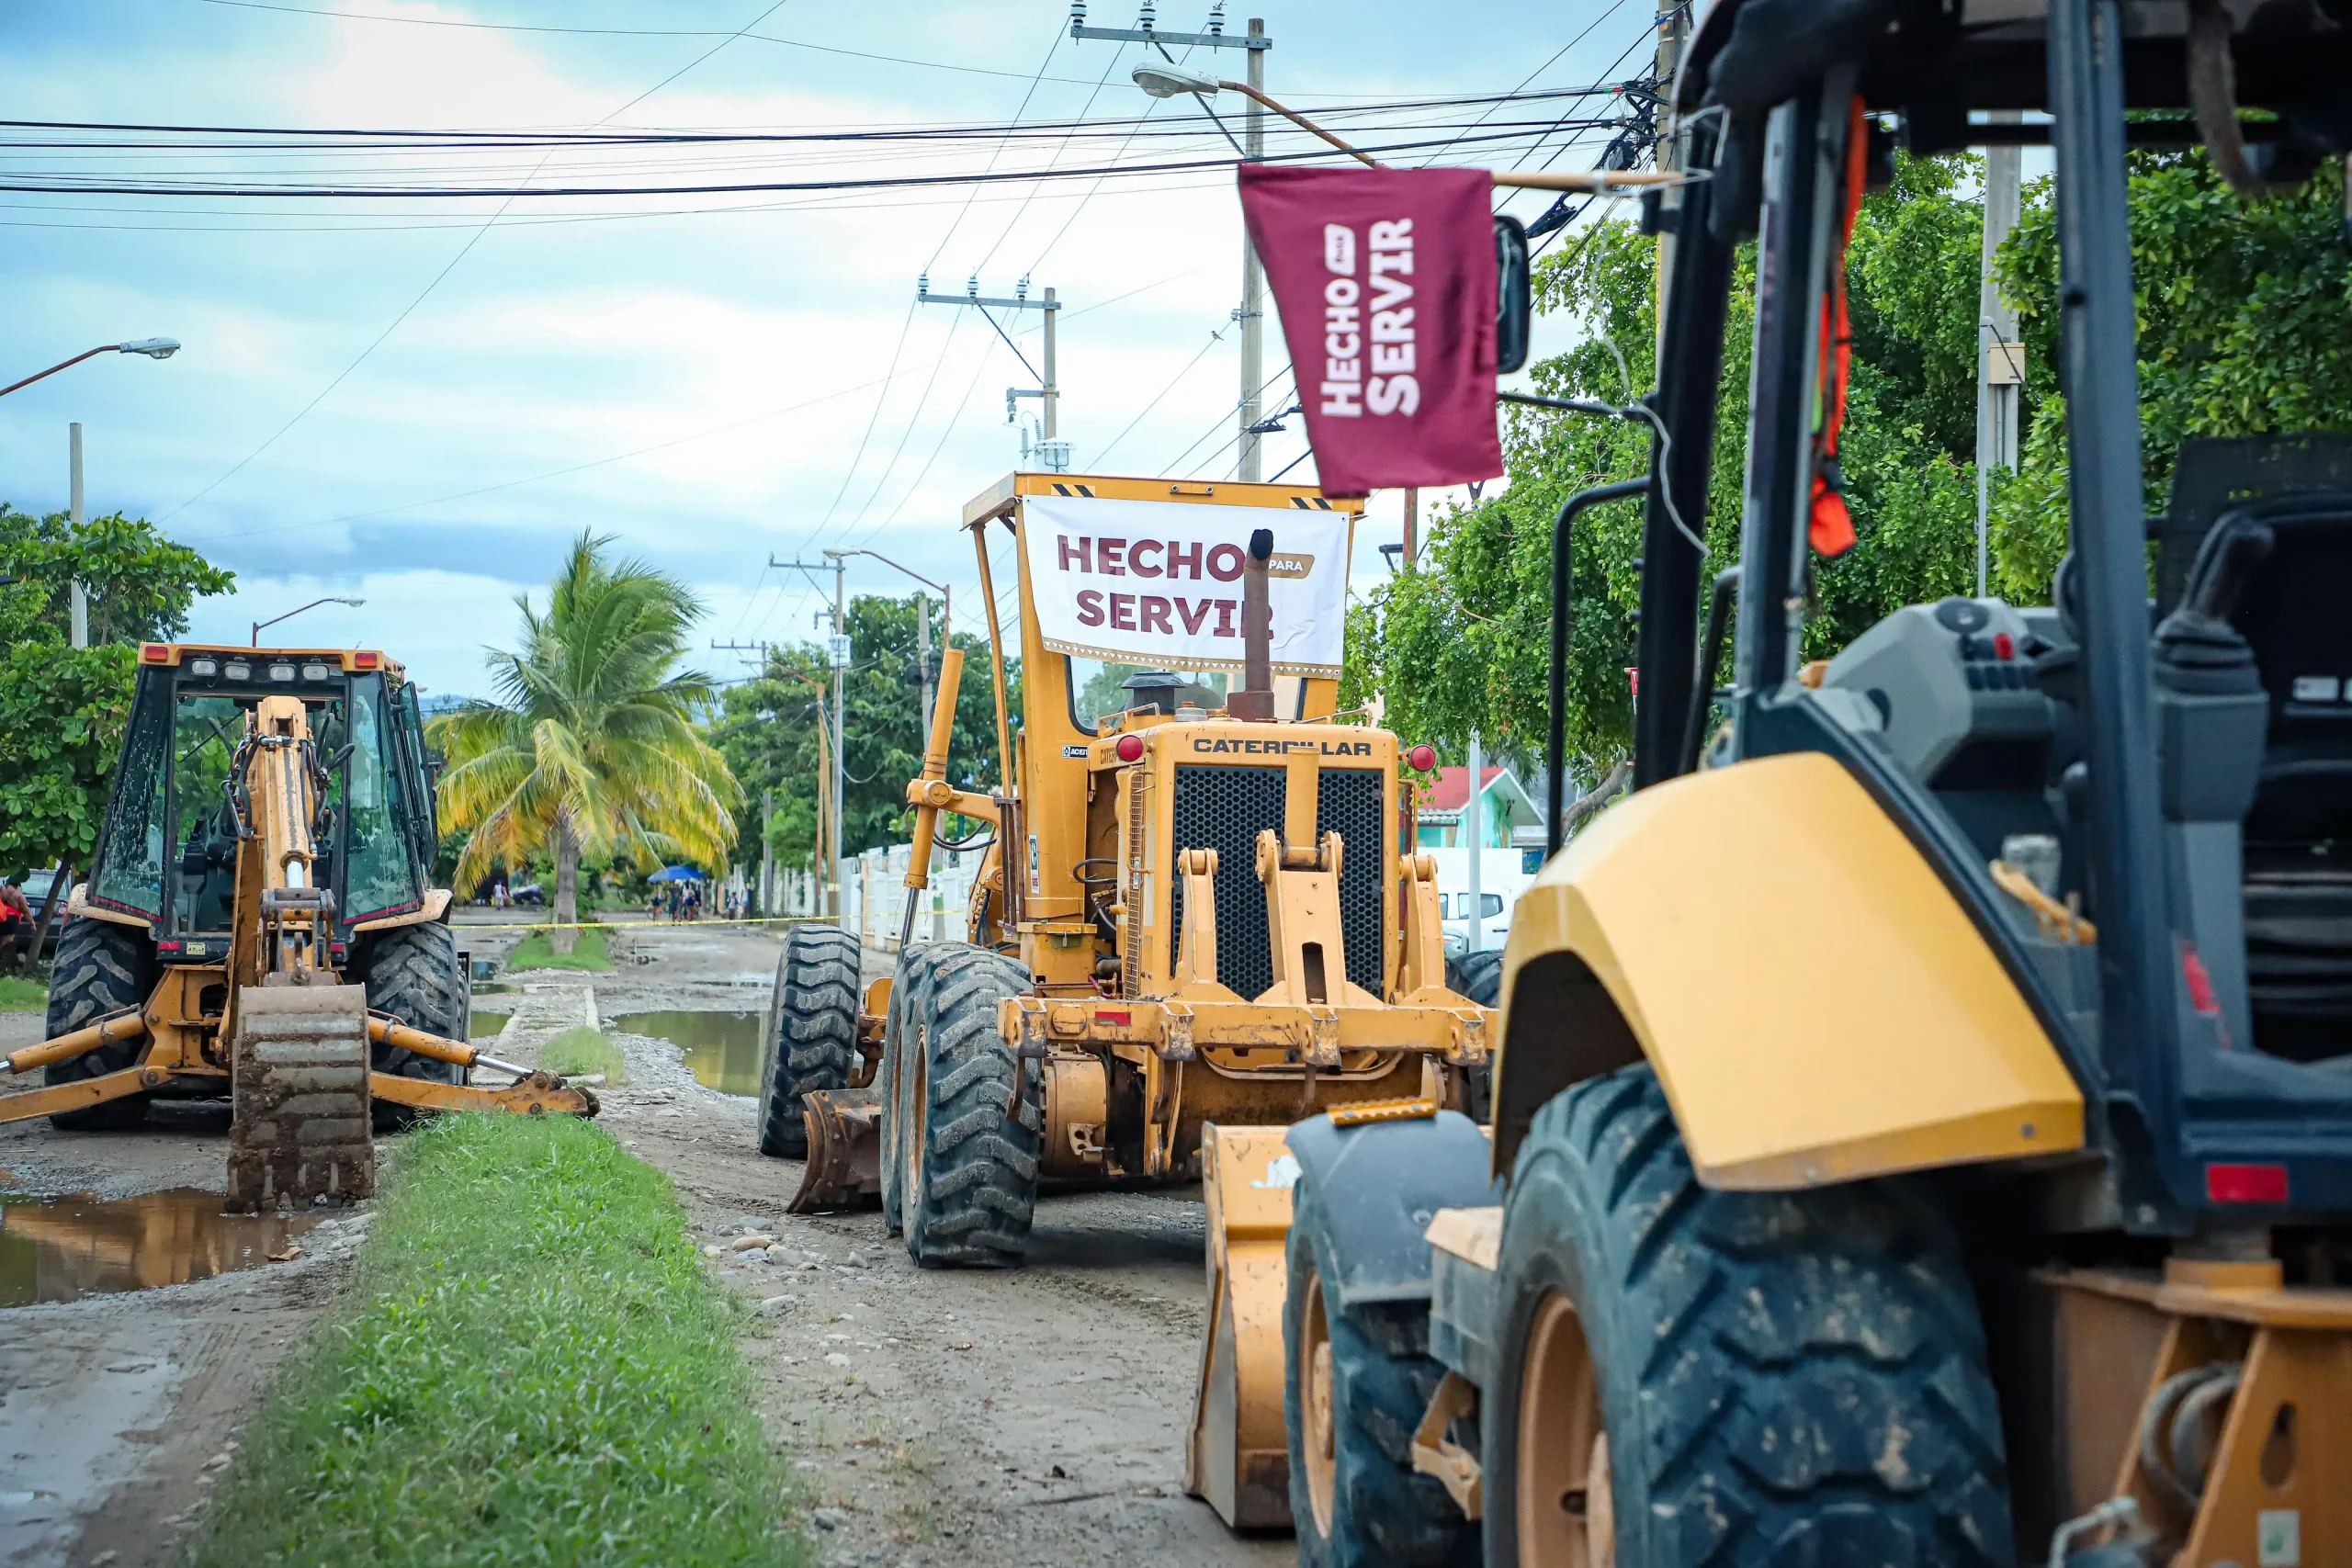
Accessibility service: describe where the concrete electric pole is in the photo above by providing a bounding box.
[775,553,852,918]
[1070,6,1272,479]
[921,276,1066,470]
[68,423,87,649]
[1976,120,2025,598]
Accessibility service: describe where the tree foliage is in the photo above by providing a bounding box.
[430,532,742,933]
[1348,148,2350,787]
[717,593,1017,869]
[0,505,234,877]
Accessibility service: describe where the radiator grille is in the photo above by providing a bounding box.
[1166,763,1385,1000]
[1317,767,1388,995]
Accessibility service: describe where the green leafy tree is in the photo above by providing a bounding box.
[0,505,234,877]
[1349,148,2348,796]
[431,532,742,947]
[717,594,1016,875]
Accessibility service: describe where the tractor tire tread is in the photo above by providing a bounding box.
[1286,1179,1480,1568]
[757,925,861,1158]
[904,947,1038,1269]
[880,944,955,1234]
[42,919,158,1131]
[1494,1067,2012,1568]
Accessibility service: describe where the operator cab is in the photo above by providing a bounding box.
[85,646,439,953]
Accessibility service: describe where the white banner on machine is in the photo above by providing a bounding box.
[1021,495,1352,676]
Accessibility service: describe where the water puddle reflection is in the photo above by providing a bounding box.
[0,1189,321,1307]
[608,1010,763,1097]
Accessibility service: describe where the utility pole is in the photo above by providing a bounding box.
[1238,17,1267,481]
[912,592,933,755]
[1976,118,2025,598]
[1651,3,1693,309]
[1464,734,1485,954]
[67,423,87,649]
[774,554,851,919]
[1070,5,1271,478]
[921,274,1067,470]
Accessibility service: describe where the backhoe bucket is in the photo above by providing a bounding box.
[788,1088,884,1213]
[228,983,376,1209]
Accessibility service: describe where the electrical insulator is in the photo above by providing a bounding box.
[1015,276,1030,300]
[1207,2,1225,34]
[1069,0,1086,20]
[1138,0,1155,28]
[916,271,930,296]
[966,273,979,298]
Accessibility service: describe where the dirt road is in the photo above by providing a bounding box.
[0,919,1294,1568]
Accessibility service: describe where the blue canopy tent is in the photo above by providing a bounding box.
[647,865,705,883]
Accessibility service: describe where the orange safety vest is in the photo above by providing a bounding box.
[1808,96,1871,559]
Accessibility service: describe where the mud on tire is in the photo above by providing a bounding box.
[43,918,159,1131]
[1485,1066,2013,1568]
[756,924,860,1158]
[1284,1174,1479,1568]
[901,947,1038,1268]
[353,919,469,1130]
[879,942,958,1235]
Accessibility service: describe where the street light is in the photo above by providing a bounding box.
[1,339,182,400]
[251,595,365,647]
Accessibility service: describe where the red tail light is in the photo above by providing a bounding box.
[2205,1163,2289,1204]
[353,650,379,670]
[1407,744,1437,773]
[1114,734,1146,763]
[140,643,171,663]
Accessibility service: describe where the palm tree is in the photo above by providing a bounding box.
[431,531,741,949]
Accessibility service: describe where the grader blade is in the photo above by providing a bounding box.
[228,984,375,1209]
[788,1088,884,1213]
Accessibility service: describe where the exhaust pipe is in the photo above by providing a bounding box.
[1227,526,1277,722]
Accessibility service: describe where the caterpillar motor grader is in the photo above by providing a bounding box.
[755,470,1498,1522]
[1245,0,2352,1565]
[0,644,595,1206]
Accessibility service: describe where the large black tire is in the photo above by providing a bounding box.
[900,946,1039,1268]
[1485,1067,2013,1568]
[43,918,159,1131]
[1443,949,1502,1006]
[755,924,860,1158]
[1284,1172,1480,1568]
[879,942,956,1236]
[1444,950,1502,1124]
[354,919,469,1132]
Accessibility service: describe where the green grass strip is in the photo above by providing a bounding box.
[0,976,45,1012]
[195,1114,800,1568]
[507,923,613,972]
[540,1026,628,1086]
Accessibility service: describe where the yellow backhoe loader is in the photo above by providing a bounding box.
[1251,1,2352,1564]
[0,645,594,1206]
[754,471,1498,1525]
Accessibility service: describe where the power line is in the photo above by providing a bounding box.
[155,0,793,525]
[0,127,1607,199]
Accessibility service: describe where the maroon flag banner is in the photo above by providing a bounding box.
[1237,164,1502,498]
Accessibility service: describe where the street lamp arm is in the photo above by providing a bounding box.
[824,548,953,641]
[0,338,182,400]
[1217,80,1385,168]
[0,346,115,400]
[250,594,365,647]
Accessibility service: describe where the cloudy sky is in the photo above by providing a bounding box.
[3,0,1657,699]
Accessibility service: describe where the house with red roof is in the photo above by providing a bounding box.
[1414,765,1544,852]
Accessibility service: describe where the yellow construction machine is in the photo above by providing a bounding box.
[0,644,594,1206]
[1246,1,2352,1564]
[755,471,1496,1520]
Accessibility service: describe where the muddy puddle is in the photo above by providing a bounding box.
[609,1010,763,1097]
[0,1190,321,1307]
[469,1008,512,1038]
